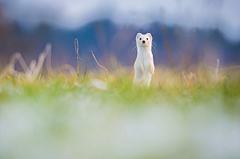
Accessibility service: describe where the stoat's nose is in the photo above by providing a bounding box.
[142,40,145,44]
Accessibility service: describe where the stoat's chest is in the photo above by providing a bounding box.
[135,51,152,65]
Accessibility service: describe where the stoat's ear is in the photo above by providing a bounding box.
[146,33,152,40]
[136,33,142,39]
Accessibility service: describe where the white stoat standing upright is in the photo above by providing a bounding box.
[133,33,155,87]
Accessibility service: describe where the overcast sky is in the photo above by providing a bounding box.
[1,0,240,42]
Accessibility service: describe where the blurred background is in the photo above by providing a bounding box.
[1,1,240,159]
[0,0,240,72]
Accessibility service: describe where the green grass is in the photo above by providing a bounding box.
[0,70,240,112]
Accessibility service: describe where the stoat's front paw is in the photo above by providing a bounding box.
[149,63,154,74]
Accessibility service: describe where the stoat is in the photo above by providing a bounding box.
[133,33,155,87]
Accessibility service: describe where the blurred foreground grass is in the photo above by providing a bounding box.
[0,67,240,159]
[0,67,240,111]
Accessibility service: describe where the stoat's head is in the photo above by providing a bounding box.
[136,33,152,48]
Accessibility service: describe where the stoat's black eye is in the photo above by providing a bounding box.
[139,38,142,40]
[146,38,148,40]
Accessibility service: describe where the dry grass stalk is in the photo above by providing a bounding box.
[91,52,108,75]
[6,44,53,81]
[183,72,198,86]
[213,74,227,89]
[84,51,92,78]
[74,38,82,77]
[2,44,76,81]
[8,51,47,81]
[84,51,108,79]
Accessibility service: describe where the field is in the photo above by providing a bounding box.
[0,45,240,159]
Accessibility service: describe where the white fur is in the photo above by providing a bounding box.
[133,33,155,87]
